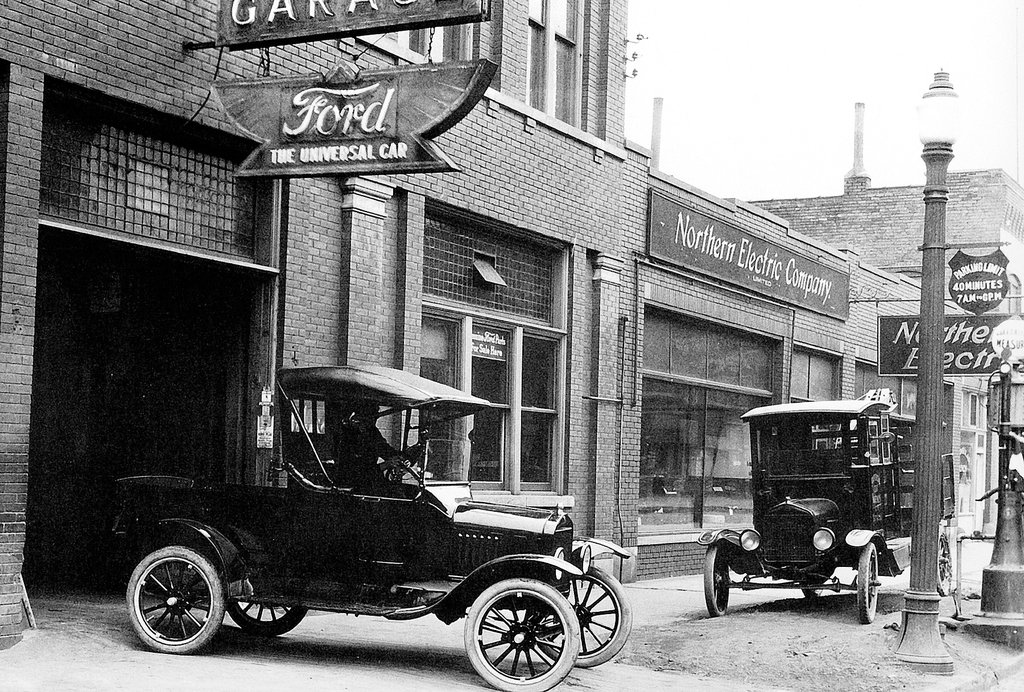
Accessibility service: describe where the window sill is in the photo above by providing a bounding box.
[637,531,704,546]
[474,491,575,510]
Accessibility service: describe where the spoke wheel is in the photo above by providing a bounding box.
[464,578,580,692]
[226,601,308,637]
[567,566,633,668]
[856,542,879,624]
[703,544,730,617]
[127,546,225,654]
[937,532,953,597]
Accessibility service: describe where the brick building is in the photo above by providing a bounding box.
[0,0,651,648]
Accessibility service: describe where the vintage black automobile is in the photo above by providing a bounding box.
[113,365,632,692]
[698,390,954,624]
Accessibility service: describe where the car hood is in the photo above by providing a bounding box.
[453,500,570,536]
[769,497,841,522]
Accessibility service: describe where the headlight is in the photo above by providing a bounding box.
[812,528,836,551]
[740,529,761,551]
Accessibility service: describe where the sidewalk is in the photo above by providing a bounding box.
[617,538,1024,691]
[3,539,1024,691]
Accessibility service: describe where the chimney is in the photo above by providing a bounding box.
[844,102,871,194]
[651,97,664,172]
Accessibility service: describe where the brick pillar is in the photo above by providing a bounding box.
[0,63,43,649]
[394,190,424,373]
[589,253,624,543]
[338,177,395,367]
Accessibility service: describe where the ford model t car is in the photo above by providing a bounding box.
[113,365,632,691]
[698,390,953,624]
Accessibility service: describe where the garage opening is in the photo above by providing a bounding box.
[24,229,257,589]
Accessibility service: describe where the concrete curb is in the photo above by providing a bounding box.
[937,651,1024,692]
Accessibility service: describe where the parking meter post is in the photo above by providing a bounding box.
[964,364,1024,648]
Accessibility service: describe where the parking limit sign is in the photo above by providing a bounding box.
[991,317,1024,362]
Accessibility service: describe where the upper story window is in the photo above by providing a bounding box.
[791,348,840,402]
[367,24,473,63]
[528,0,581,125]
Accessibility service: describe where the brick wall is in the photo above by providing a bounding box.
[637,542,705,579]
[0,63,43,648]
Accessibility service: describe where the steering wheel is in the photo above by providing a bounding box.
[381,452,422,483]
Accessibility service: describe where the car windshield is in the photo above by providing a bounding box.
[754,415,855,477]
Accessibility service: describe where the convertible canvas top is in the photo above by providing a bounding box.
[277,365,491,416]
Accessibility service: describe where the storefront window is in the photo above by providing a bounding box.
[421,315,563,490]
[640,311,775,533]
[640,379,765,532]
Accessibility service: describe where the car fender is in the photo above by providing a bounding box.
[845,529,884,549]
[150,518,249,596]
[430,554,583,625]
[572,536,632,562]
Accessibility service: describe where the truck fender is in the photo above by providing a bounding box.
[429,554,583,625]
[845,529,883,549]
[697,529,742,548]
[572,537,632,562]
[152,518,249,597]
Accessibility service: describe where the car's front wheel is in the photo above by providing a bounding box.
[226,601,308,637]
[126,546,226,654]
[464,578,580,692]
[567,567,633,668]
[703,544,730,617]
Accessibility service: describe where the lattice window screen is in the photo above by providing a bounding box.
[423,215,557,322]
[40,111,253,260]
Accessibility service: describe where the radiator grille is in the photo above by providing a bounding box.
[763,510,816,563]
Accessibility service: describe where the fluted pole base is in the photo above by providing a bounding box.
[893,590,954,673]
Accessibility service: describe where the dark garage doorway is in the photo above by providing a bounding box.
[24,229,256,588]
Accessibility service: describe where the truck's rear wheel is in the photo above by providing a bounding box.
[126,546,225,654]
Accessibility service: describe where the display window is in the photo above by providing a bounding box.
[639,311,776,533]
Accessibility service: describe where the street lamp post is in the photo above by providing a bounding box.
[893,71,958,673]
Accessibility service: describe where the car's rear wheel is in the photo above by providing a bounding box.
[126,546,225,654]
[856,542,879,624]
[226,601,308,637]
[703,544,730,617]
[464,578,580,692]
[567,566,633,668]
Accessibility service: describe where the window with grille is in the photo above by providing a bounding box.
[423,216,557,323]
[40,97,255,260]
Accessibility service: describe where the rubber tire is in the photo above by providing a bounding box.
[937,533,953,597]
[704,544,730,617]
[226,601,308,637]
[464,578,581,692]
[801,589,821,599]
[856,542,879,624]
[126,546,226,654]
[567,566,633,668]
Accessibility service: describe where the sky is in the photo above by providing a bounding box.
[624,1,1023,202]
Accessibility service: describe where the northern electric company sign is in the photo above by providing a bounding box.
[647,190,850,319]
